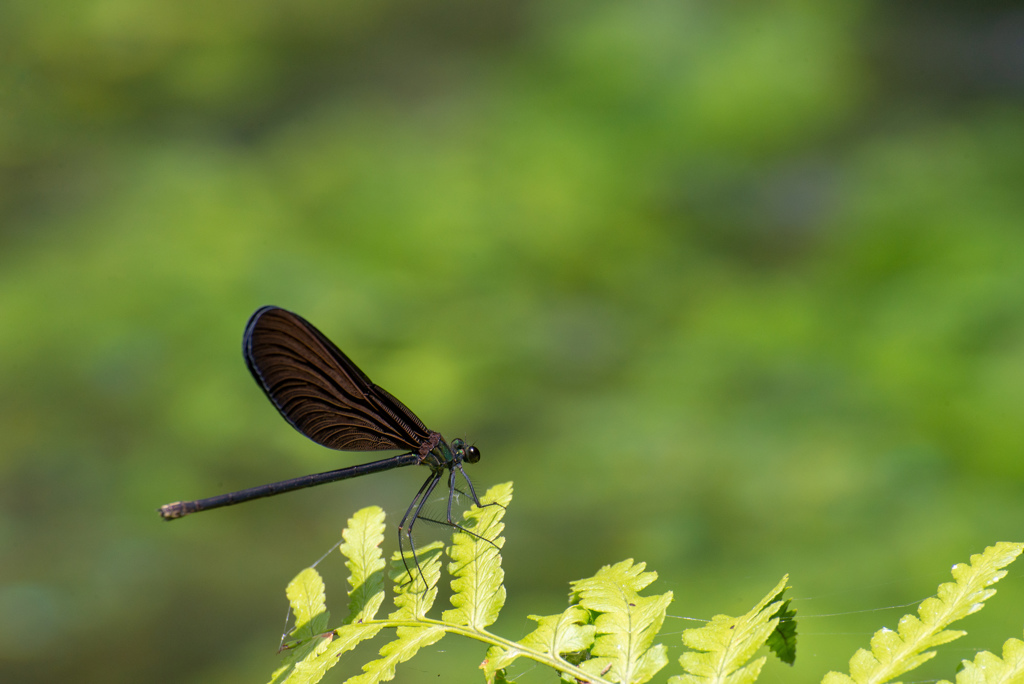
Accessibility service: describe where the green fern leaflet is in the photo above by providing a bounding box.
[823,542,1024,684]
[265,483,1022,684]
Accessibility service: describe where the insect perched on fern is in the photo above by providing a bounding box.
[268,481,1024,684]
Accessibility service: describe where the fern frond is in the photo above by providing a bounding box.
[482,605,596,682]
[443,481,512,630]
[669,575,792,684]
[348,622,445,684]
[269,507,395,684]
[266,483,1021,684]
[484,558,673,684]
[570,559,673,684]
[823,542,1024,684]
[269,567,332,684]
[389,540,444,619]
[345,544,447,684]
[270,623,385,684]
[339,506,387,624]
[938,633,1024,684]
[289,567,331,640]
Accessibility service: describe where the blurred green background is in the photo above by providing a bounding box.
[3,1,1024,683]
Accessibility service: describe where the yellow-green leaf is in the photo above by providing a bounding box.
[670,576,790,684]
[339,506,387,624]
[823,542,1024,684]
[443,482,512,630]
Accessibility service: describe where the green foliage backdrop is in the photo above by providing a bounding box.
[1,2,1023,683]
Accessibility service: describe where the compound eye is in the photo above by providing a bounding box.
[464,445,481,464]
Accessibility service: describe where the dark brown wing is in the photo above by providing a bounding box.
[242,306,434,452]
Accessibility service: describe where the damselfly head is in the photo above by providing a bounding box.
[451,438,481,464]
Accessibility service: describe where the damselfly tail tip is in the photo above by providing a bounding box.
[158,502,187,520]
